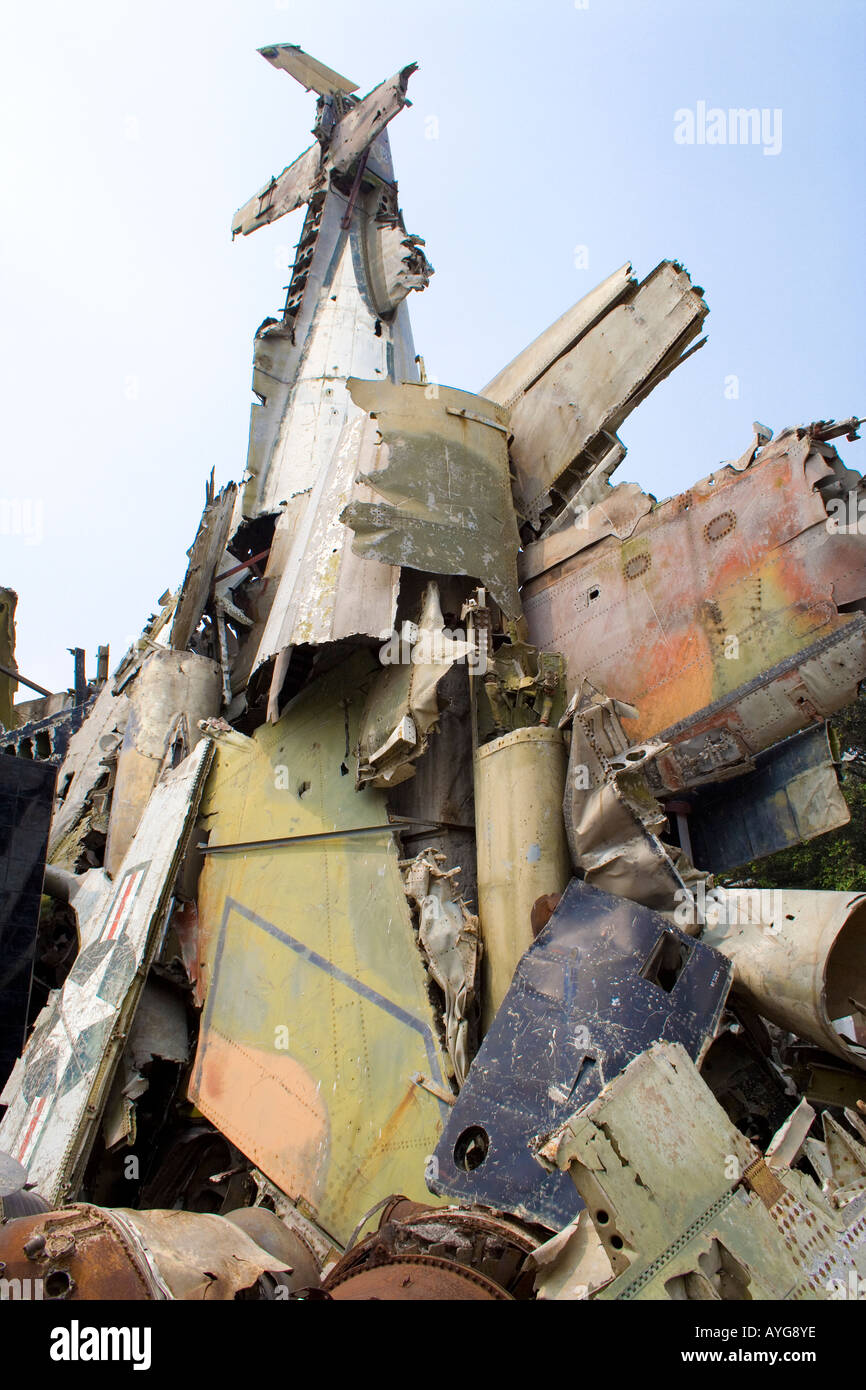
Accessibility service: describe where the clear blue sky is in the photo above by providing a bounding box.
[2,0,864,693]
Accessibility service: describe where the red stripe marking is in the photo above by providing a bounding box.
[104,871,139,941]
[17,1095,46,1163]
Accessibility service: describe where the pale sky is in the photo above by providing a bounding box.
[1,0,864,693]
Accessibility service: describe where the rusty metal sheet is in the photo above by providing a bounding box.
[0,739,214,1205]
[518,482,654,584]
[522,429,866,791]
[0,1204,171,1301]
[429,878,731,1229]
[340,378,521,616]
[326,1253,511,1300]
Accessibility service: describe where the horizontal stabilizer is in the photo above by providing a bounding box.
[258,43,358,95]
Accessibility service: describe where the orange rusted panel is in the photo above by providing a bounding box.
[521,429,866,791]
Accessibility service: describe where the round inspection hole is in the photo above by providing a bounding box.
[45,1269,74,1299]
[453,1125,489,1172]
[610,1235,624,1250]
[596,1210,610,1225]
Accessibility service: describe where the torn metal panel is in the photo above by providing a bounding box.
[127,977,189,1071]
[250,411,401,681]
[494,261,707,532]
[248,1167,337,1271]
[401,847,480,1086]
[562,689,697,912]
[327,66,417,173]
[522,427,866,792]
[685,724,850,872]
[538,1041,866,1300]
[111,1208,292,1299]
[766,1098,816,1171]
[531,1208,615,1300]
[3,695,95,768]
[822,1112,866,1194]
[169,482,238,652]
[188,653,451,1245]
[340,378,521,616]
[518,481,654,584]
[474,725,571,1030]
[104,648,221,877]
[226,1205,323,1292]
[357,582,476,788]
[364,222,433,317]
[699,1018,795,1149]
[46,679,129,870]
[230,171,428,712]
[702,888,866,1071]
[239,154,422,521]
[0,754,56,1089]
[0,739,213,1205]
[429,878,731,1229]
[386,653,479,950]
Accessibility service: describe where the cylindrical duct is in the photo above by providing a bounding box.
[474,725,571,1033]
[702,889,866,1070]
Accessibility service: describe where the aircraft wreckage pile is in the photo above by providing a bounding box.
[1,46,866,1302]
